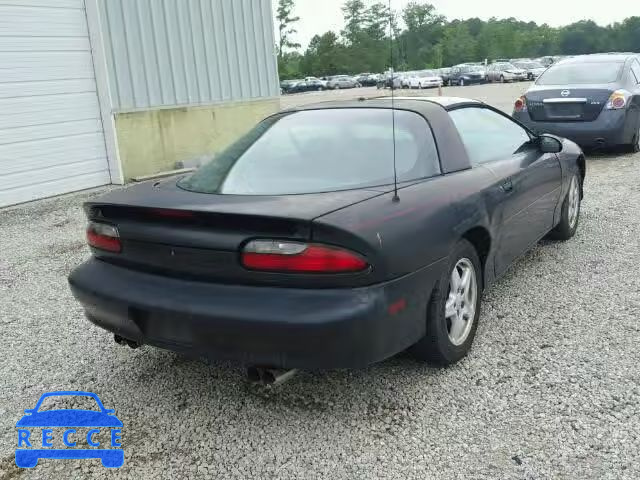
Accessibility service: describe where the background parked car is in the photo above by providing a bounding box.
[355,73,379,87]
[536,56,564,67]
[327,75,360,89]
[486,62,528,83]
[376,73,402,90]
[449,65,486,86]
[281,79,303,94]
[287,79,326,94]
[513,61,547,80]
[400,72,414,89]
[437,68,453,85]
[513,53,640,151]
[407,70,443,89]
[305,76,328,88]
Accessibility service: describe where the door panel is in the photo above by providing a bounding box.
[484,148,561,275]
[449,105,562,275]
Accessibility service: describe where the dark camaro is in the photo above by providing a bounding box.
[69,97,586,369]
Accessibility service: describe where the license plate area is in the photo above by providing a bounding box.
[545,103,584,119]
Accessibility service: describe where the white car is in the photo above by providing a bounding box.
[408,70,444,89]
[400,72,414,89]
[305,76,328,88]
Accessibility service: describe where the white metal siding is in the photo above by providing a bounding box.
[0,0,111,207]
[99,0,279,112]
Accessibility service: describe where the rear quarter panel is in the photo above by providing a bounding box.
[312,166,501,285]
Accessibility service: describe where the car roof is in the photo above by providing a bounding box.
[285,96,483,114]
[558,53,637,64]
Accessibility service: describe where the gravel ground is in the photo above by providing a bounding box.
[1,83,640,479]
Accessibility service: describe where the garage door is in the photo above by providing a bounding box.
[0,0,111,208]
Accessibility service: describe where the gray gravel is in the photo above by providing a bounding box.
[1,83,640,480]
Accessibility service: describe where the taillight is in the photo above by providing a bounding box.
[514,96,527,112]
[605,90,630,110]
[241,240,368,273]
[87,222,121,253]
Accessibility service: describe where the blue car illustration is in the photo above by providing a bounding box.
[15,391,123,468]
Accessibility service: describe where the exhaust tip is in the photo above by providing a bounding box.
[246,367,298,386]
[114,334,141,349]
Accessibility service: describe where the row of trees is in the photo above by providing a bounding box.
[276,0,640,79]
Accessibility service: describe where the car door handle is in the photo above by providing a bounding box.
[500,179,514,193]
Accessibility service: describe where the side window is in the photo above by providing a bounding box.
[449,108,532,165]
[631,61,640,84]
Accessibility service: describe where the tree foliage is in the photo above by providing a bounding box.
[276,0,300,76]
[278,0,640,79]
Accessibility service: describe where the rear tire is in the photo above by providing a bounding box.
[459,78,464,86]
[630,125,640,153]
[500,75,505,83]
[410,239,482,366]
[549,173,581,241]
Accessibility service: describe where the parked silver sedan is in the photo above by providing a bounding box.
[487,62,528,83]
[327,75,360,89]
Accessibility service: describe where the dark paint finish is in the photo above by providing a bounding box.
[69,97,585,369]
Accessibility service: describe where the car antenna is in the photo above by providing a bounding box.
[388,0,399,202]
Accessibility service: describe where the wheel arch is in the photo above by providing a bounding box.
[461,226,492,289]
[576,154,586,199]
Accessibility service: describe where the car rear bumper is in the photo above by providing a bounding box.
[502,73,527,81]
[416,80,443,88]
[69,259,443,369]
[514,109,631,147]
[460,77,485,84]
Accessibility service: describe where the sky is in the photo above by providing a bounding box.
[274,0,635,49]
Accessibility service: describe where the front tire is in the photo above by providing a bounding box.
[549,173,581,240]
[629,124,640,153]
[411,239,482,366]
[459,78,464,86]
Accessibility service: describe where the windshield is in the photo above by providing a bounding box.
[537,62,623,85]
[178,109,440,195]
[419,71,437,77]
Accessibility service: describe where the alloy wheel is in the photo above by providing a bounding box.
[445,258,477,346]
[567,175,580,229]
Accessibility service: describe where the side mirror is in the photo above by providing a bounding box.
[539,134,563,154]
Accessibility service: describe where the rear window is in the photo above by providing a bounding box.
[537,62,623,85]
[178,109,440,195]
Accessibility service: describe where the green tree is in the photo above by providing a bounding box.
[398,2,444,69]
[442,22,477,66]
[299,31,347,77]
[341,0,367,45]
[559,21,612,55]
[276,0,301,56]
[277,2,640,78]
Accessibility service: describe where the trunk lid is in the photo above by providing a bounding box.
[526,85,612,122]
[85,179,384,286]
